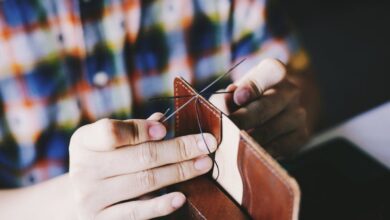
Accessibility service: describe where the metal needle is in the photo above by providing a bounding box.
[161,58,246,123]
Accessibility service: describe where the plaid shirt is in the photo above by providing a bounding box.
[0,0,302,188]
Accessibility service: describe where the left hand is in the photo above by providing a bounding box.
[210,58,309,159]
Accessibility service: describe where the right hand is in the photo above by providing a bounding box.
[68,113,217,220]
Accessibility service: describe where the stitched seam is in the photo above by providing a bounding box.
[175,79,293,218]
[175,81,180,134]
[176,80,220,118]
[187,199,206,219]
[241,138,294,220]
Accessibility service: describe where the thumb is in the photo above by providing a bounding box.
[147,112,166,121]
[233,58,286,106]
[209,84,237,114]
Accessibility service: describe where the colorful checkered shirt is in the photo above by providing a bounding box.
[0,0,302,188]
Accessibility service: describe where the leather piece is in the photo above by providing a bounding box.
[174,78,222,144]
[238,132,300,220]
[169,77,300,220]
[213,114,243,203]
[166,176,249,220]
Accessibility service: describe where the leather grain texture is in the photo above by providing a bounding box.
[174,78,222,144]
[238,132,300,220]
[167,176,249,220]
[167,77,300,220]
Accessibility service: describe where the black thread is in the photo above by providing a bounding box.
[149,91,233,101]
[149,58,246,180]
[159,58,246,123]
[194,98,220,180]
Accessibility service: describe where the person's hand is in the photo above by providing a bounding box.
[68,113,217,219]
[210,59,308,158]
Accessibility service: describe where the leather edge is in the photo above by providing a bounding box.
[239,130,301,220]
[173,77,300,220]
[173,77,222,144]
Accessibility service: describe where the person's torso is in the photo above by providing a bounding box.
[0,0,292,187]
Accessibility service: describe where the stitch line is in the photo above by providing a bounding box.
[176,80,220,118]
[175,79,293,219]
[175,81,180,134]
[187,199,206,219]
[241,137,294,220]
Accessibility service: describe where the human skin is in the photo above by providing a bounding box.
[210,58,319,159]
[0,59,319,219]
[0,113,217,219]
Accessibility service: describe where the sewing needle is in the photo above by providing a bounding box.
[161,58,246,123]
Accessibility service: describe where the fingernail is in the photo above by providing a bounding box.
[197,134,217,153]
[148,123,166,139]
[171,194,186,209]
[234,87,250,105]
[226,84,237,92]
[194,157,212,171]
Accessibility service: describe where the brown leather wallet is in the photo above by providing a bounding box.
[166,77,300,220]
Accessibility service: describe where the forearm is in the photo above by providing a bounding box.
[0,174,77,220]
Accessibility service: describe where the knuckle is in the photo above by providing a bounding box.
[126,120,141,145]
[295,107,307,121]
[177,136,195,160]
[138,142,158,165]
[175,163,188,182]
[97,118,119,147]
[261,58,286,76]
[97,118,114,131]
[127,207,139,220]
[282,80,299,99]
[254,101,268,124]
[137,170,156,189]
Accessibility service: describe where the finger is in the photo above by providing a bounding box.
[96,133,217,177]
[147,112,165,121]
[71,118,166,151]
[252,106,307,144]
[100,156,212,205]
[209,84,237,114]
[96,192,186,220]
[265,127,309,159]
[233,58,286,106]
[230,80,299,129]
[138,191,160,200]
[147,112,169,128]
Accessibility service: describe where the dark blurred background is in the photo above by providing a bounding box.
[283,0,390,130]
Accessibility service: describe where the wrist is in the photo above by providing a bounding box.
[0,174,77,220]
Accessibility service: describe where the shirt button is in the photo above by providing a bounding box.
[121,20,126,30]
[58,33,64,43]
[93,71,109,87]
[28,174,35,184]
